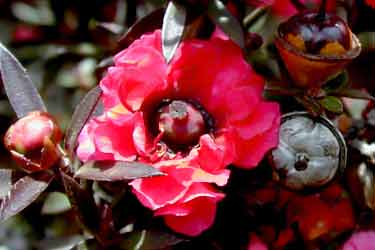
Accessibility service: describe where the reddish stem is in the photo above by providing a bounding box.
[317,0,327,21]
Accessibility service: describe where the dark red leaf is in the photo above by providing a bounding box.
[0,171,53,222]
[207,0,245,48]
[0,42,46,118]
[64,86,102,157]
[75,161,164,181]
[98,203,118,243]
[117,8,164,51]
[60,171,100,233]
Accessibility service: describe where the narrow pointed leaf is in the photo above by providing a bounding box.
[64,86,102,157]
[319,96,344,114]
[120,229,186,250]
[0,43,46,118]
[60,171,100,233]
[36,235,85,250]
[0,169,12,198]
[0,172,53,222]
[41,192,71,215]
[358,32,375,52]
[208,0,245,48]
[117,8,164,51]
[336,88,375,100]
[162,1,186,63]
[75,161,164,181]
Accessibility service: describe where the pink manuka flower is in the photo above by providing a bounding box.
[342,231,375,250]
[77,30,280,236]
[248,233,268,250]
[366,0,375,8]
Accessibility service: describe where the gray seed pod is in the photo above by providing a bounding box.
[270,112,347,190]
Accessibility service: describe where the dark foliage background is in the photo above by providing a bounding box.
[1,0,375,250]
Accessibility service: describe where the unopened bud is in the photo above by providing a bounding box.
[4,111,62,172]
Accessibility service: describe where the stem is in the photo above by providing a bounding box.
[243,7,267,28]
[317,0,327,21]
[264,85,304,97]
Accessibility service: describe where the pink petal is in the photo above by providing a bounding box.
[224,86,262,123]
[130,166,194,210]
[92,114,138,161]
[76,119,98,162]
[167,37,259,124]
[155,183,224,216]
[101,30,168,112]
[234,114,280,168]
[114,30,162,64]
[191,168,230,187]
[163,198,221,236]
[100,67,126,110]
[234,102,280,140]
[118,64,169,112]
[132,112,154,156]
[342,231,375,250]
[248,233,268,250]
[160,183,224,236]
[197,132,236,173]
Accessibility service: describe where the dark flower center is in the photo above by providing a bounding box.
[294,152,309,171]
[156,100,207,149]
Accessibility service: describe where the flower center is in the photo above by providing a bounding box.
[294,152,309,171]
[156,100,207,149]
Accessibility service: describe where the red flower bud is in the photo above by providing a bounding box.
[4,111,62,172]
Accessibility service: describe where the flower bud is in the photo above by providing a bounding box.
[269,112,347,190]
[4,111,62,172]
[275,10,361,89]
[11,25,43,44]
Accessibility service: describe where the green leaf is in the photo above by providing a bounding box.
[36,235,85,250]
[0,172,53,222]
[64,86,102,158]
[333,88,374,101]
[162,1,187,63]
[41,192,71,215]
[11,0,55,26]
[75,161,164,182]
[0,169,12,198]
[358,32,375,52]
[120,230,186,250]
[324,71,349,93]
[56,59,97,89]
[319,96,344,114]
[0,43,47,118]
[207,0,245,48]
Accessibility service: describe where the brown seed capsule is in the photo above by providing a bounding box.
[275,10,361,89]
[4,111,62,173]
[269,112,347,190]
